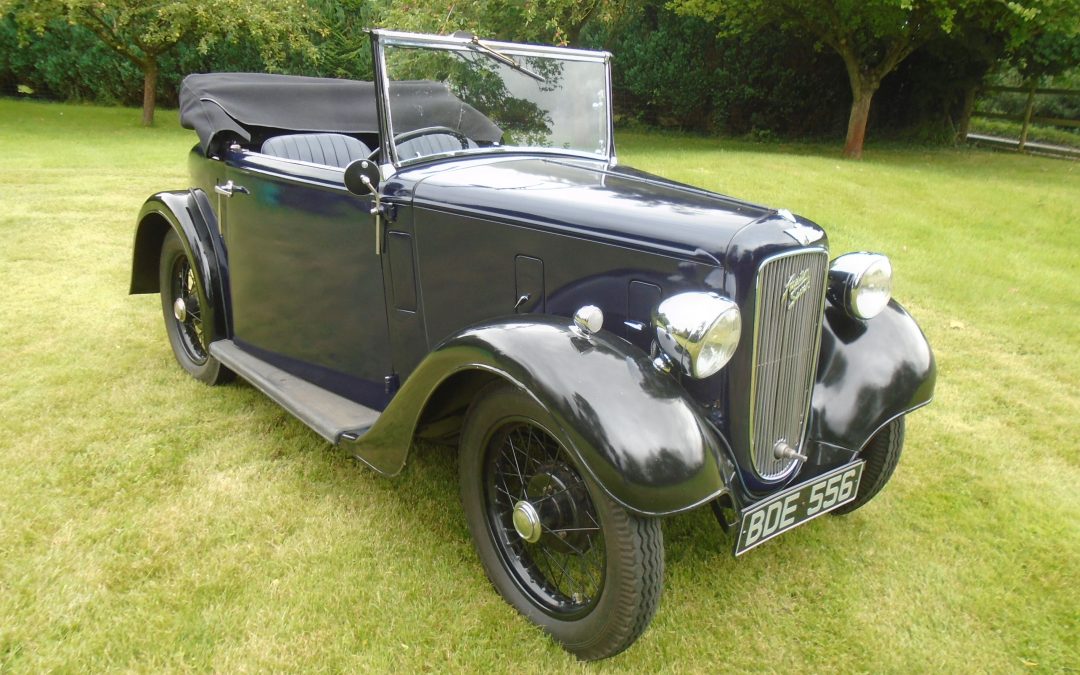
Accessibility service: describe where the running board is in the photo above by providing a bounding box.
[209,340,380,444]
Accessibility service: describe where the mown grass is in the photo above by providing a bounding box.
[0,99,1077,672]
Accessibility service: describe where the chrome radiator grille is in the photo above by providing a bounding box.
[749,249,829,480]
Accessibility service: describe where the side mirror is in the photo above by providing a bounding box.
[344,158,386,256]
[344,159,381,197]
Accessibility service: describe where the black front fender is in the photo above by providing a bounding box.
[130,190,231,343]
[808,300,936,453]
[347,316,738,516]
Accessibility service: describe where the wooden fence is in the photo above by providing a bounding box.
[965,85,1080,154]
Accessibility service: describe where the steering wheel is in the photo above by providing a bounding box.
[368,126,471,161]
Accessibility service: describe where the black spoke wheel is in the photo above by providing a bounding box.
[460,382,663,660]
[158,229,231,385]
[485,422,606,617]
[170,251,207,365]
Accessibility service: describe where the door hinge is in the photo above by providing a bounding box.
[372,203,398,256]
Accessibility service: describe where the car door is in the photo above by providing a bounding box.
[218,150,393,409]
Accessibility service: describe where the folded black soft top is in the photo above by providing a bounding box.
[179,72,502,155]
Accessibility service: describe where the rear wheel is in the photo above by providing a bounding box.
[832,417,905,515]
[459,382,663,660]
[159,229,231,385]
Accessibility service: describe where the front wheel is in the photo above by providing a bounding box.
[459,382,663,660]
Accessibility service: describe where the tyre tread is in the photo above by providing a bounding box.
[833,418,905,515]
[571,498,663,660]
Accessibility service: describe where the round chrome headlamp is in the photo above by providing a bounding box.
[653,292,741,379]
[827,253,892,319]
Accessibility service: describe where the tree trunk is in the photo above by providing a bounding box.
[843,83,876,159]
[141,59,158,127]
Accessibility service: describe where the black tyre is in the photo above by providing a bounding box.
[159,229,231,385]
[832,417,905,515]
[459,382,663,661]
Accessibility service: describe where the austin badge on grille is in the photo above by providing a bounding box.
[783,268,812,309]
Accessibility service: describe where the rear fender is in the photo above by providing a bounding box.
[346,316,739,517]
[130,190,231,342]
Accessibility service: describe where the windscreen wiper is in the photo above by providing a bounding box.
[459,33,546,83]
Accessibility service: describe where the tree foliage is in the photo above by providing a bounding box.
[0,13,270,106]
[1,0,1077,145]
[672,0,1080,156]
[589,4,850,134]
[4,0,320,125]
[375,0,631,45]
[998,0,1080,80]
[301,0,381,80]
[672,0,971,157]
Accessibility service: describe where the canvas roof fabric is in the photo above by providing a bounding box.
[179,72,502,154]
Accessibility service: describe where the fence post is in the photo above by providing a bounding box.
[1019,85,1036,152]
[958,85,977,142]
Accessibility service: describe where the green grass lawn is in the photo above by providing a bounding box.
[1,99,1077,672]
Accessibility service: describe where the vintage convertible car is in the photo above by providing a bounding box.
[130,30,935,659]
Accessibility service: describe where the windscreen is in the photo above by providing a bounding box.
[381,39,610,163]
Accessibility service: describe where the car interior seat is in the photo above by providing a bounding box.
[261,133,372,169]
[396,134,477,160]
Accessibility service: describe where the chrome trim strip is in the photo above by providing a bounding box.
[373,29,611,61]
[370,28,398,172]
[748,247,829,481]
[605,51,617,165]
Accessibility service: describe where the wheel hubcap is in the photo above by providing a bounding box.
[512,500,543,543]
[172,297,188,322]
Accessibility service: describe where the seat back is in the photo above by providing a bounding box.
[261,133,372,168]
[396,134,476,161]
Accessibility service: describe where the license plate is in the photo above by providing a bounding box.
[734,461,864,555]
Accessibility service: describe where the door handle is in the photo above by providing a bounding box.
[214,180,249,197]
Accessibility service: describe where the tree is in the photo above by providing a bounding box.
[5,0,319,125]
[304,0,382,80]
[672,0,971,158]
[998,0,1080,81]
[378,0,629,46]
